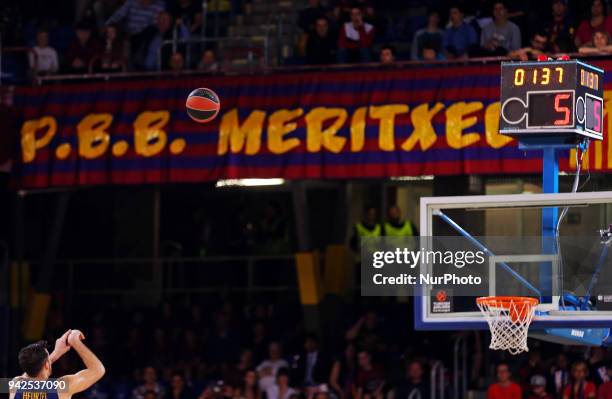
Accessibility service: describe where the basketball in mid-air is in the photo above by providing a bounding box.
[186,88,220,123]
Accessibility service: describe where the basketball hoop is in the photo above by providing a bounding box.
[476,296,539,355]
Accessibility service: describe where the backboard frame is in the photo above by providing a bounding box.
[415,190,612,330]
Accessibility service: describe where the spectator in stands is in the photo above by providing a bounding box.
[579,30,612,54]
[546,0,576,53]
[265,368,296,399]
[480,1,521,56]
[250,321,269,364]
[198,49,219,72]
[550,353,570,399]
[379,45,395,65]
[234,369,262,399]
[588,347,609,386]
[443,5,477,59]
[575,0,612,48]
[487,363,521,399]
[29,29,59,75]
[145,11,189,70]
[329,343,357,399]
[66,21,101,73]
[563,361,596,399]
[392,360,430,399]
[527,375,552,399]
[224,349,255,387]
[133,367,166,399]
[509,30,549,61]
[354,350,384,399]
[305,17,337,65]
[363,5,386,43]
[169,0,203,34]
[520,352,546,393]
[298,0,325,33]
[337,6,375,63]
[411,9,443,60]
[291,334,329,387]
[345,310,383,353]
[105,0,166,69]
[165,372,193,399]
[421,41,445,61]
[257,342,289,392]
[597,364,612,399]
[99,24,126,72]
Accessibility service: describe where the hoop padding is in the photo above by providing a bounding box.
[477,296,539,355]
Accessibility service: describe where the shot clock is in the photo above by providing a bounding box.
[500,60,604,143]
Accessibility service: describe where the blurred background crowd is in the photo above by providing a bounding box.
[3,0,612,80]
[42,297,612,399]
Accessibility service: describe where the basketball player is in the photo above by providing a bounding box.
[9,329,105,399]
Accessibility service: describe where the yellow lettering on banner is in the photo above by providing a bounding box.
[401,103,443,151]
[485,102,513,149]
[267,108,303,154]
[77,113,112,159]
[218,109,266,155]
[369,104,409,151]
[605,90,612,168]
[133,111,170,157]
[445,102,483,149]
[305,107,348,153]
[20,116,57,163]
[350,106,367,152]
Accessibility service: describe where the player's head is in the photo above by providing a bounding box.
[18,341,51,378]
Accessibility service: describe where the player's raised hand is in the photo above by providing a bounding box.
[49,329,72,363]
[68,329,85,346]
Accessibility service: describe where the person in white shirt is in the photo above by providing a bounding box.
[29,29,59,75]
[265,368,296,399]
[256,341,289,391]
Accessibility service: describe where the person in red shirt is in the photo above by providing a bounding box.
[575,0,612,48]
[598,364,612,399]
[487,363,522,399]
[563,361,596,399]
[337,6,375,64]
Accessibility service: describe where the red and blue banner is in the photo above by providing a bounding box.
[11,60,612,188]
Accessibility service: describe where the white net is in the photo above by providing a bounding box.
[477,296,538,355]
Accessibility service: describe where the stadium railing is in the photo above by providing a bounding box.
[25,52,612,85]
[157,36,269,73]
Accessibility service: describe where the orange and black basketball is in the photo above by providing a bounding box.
[186,88,220,123]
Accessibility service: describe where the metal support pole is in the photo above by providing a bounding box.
[541,148,558,302]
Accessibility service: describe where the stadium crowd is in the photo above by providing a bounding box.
[39,298,612,399]
[3,0,612,78]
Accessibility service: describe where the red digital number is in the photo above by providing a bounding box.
[594,100,602,132]
[554,93,571,125]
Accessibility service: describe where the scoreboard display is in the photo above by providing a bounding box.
[500,60,604,143]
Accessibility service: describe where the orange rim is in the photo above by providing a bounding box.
[476,296,539,309]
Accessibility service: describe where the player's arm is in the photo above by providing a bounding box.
[63,330,106,395]
[48,330,72,364]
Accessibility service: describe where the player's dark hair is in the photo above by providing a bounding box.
[18,340,49,376]
[496,362,510,371]
[381,44,395,54]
